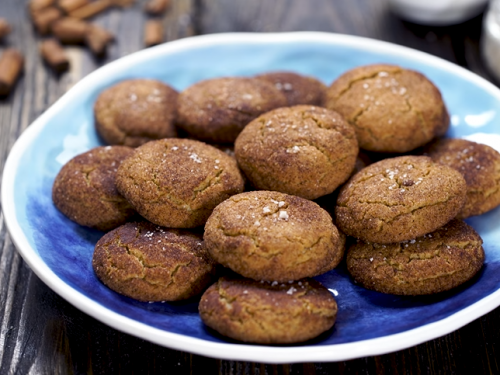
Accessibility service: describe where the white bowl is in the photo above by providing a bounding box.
[389,0,488,25]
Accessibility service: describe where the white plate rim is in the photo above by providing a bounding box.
[3,31,500,363]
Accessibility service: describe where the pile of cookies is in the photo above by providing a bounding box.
[51,64,500,344]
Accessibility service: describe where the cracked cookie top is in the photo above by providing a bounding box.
[234,105,358,200]
[94,79,178,147]
[204,190,345,282]
[346,219,484,295]
[92,222,217,301]
[254,71,327,106]
[176,77,288,143]
[335,155,467,243]
[424,138,500,219]
[198,276,337,344]
[116,138,245,228]
[52,146,136,231]
[324,64,449,153]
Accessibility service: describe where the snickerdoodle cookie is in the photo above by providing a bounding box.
[204,190,344,282]
[255,71,327,106]
[176,77,287,143]
[324,64,449,153]
[424,138,500,218]
[199,276,337,344]
[116,138,244,228]
[335,155,467,244]
[346,220,484,295]
[234,105,358,200]
[52,146,136,231]
[94,79,178,147]
[93,222,217,301]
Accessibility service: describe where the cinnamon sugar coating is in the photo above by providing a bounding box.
[235,105,358,200]
[254,71,327,106]
[424,138,500,218]
[335,155,467,243]
[94,79,178,147]
[199,276,337,344]
[93,222,217,301]
[116,138,244,228]
[176,77,287,143]
[346,220,484,295]
[52,146,135,231]
[325,64,449,153]
[204,190,344,282]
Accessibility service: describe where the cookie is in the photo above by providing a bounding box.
[52,146,136,231]
[346,220,484,295]
[199,276,337,344]
[234,105,358,200]
[324,64,449,153]
[424,138,500,218]
[176,77,287,143]
[204,190,344,282]
[94,79,178,147]
[335,155,467,243]
[255,71,327,106]
[93,222,217,301]
[116,138,245,228]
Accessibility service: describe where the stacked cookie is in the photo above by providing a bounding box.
[51,65,500,345]
[200,191,342,344]
[335,155,486,295]
[55,79,247,302]
[323,65,498,296]
[53,138,244,303]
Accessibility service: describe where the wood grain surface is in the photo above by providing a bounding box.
[1,0,499,374]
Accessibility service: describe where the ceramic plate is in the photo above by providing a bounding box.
[3,32,500,363]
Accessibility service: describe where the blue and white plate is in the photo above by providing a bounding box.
[3,32,500,363]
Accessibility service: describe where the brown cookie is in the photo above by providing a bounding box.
[254,71,327,106]
[94,79,178,147]
[324,64,449,153]
[116,138,245,228]
[234,105,359,200]
[176,77,287,143]
[424,138,500,218]
[93,222,217,301]
[52,146,136,231]
[204,190,345,282]
[346,220,484,295]
[199,276,337,344]
[335,155,467,243]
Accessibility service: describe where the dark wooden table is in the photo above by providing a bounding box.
[1,0,499,374]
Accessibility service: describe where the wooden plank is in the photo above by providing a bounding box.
[0,0,196,373]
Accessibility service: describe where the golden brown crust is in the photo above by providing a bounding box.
[346,220,484,295]
[94,79,178,147]
[324,64,449,153]
[204,190,345,282]
[254,71,327,106]
[52,146,136,231]
[176,77,287,143]
[424,138,500,218]
[234,105,359,200]
[92,222,217,301]
[198,276,337,344]
[116,138,245,228]
[335,155,467,243]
